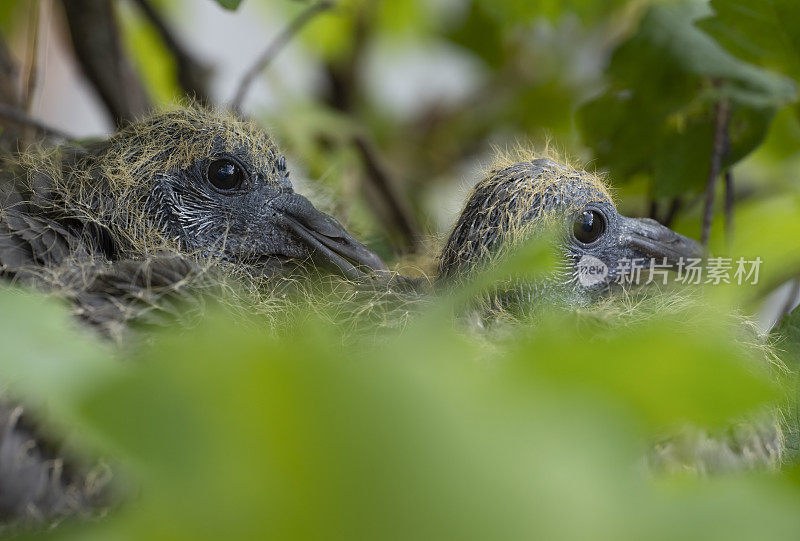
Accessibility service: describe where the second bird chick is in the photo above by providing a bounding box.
[438,155,704,308]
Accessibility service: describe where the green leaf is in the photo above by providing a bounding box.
[446,1,505,67]
[0,0,24,35]
[578,2,796,194]
[0,287,112,412]
[699,0,800,120]
[508,308,780,429]
[52,303,800,541]
[213,0,243,10]
[698,0,800,82]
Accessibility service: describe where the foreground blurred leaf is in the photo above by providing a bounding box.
[462,225,559,296]
[19,303,794,541]
[0,287,112,412]
[509,307,779,430]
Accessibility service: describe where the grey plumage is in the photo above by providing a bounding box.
[0,402,111,530]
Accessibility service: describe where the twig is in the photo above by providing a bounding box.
[648,199,658,220]
[0,102,71,139]
[0,30,24,152]
[322,8,369,113]
[0,29,20,107]
[22,1,41,112]
[723,169,734,242]
[700,94,731,246]
[128,0,211,103]
[352,134,420,252]
[230,1,334,112]
[61,0,151,125]
[662,197,682,228]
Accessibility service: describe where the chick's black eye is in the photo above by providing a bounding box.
[573,209,605,245]
[207,159,244,191]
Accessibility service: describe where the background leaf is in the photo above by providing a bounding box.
[578,2,796,196]
[212,0,243,11]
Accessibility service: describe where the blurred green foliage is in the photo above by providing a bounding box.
[1,0,800,537]
[2,276,799,540]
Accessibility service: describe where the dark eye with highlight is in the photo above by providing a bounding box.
[572,209,605,245]
[207,159,244,191]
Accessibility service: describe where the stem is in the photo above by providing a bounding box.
[352,134,420,252]
[23,1,41,112]
[723,169,734,243]
[648,199,658,220]
[230,1,334,112]
[700,94,731,247]
[662,197,682,228]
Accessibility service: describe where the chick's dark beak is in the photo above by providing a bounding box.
[269,193,388,280]
[619,216,705,265]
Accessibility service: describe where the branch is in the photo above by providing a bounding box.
[700,94,731,247]
[648,197,681,227]
[22,2,41,112]
[723,169,734,242]
[128,0,211,104]
[0,103,72,139]
[0,30,23,152]
[661,197,682,228]
[648,199,658,220]
[230,1,334,112]
[352,134,420,252]
[0,30,19,107]
[322,7,369,113]
[61,0,151,125]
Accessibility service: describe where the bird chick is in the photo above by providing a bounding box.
[438,153,782,474]
[0,108,386,332]
[1,107,386,277]
[438,156,703,308]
